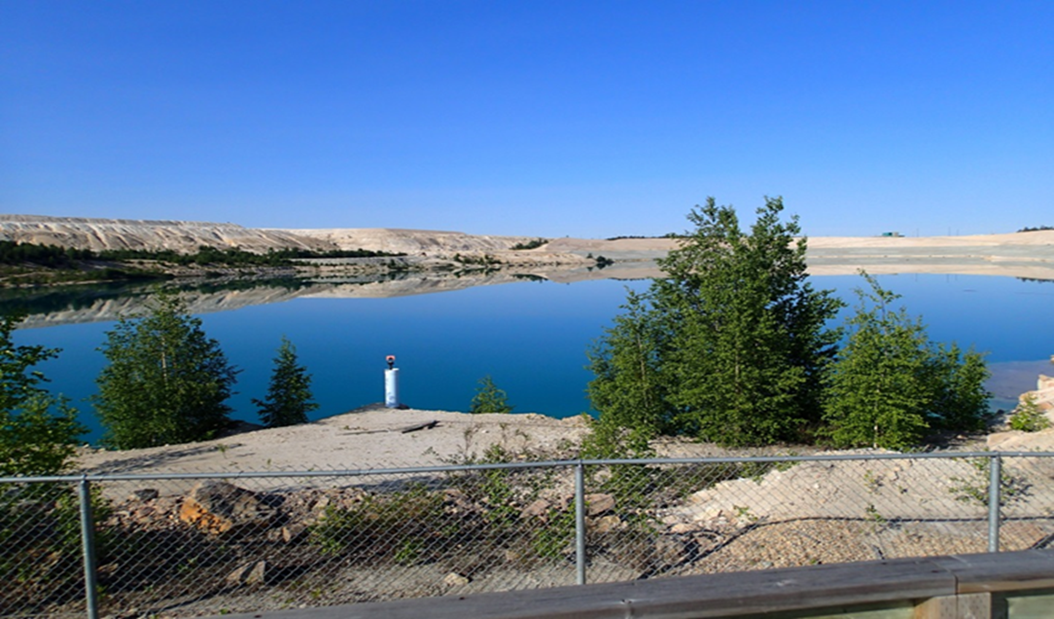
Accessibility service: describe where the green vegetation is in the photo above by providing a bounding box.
[0,314,84,476]
[589,197,843,447]
[511,238,548,250]
[94,290,239,448]
[1017,225,1054,233]
[588,198,991,450]
[253,336,318,427]
[0,240,408,289]
[1009,394,1050,432]
[309,483,445,559]
[453,253,501,267]
[823,274,990,449]
[97,245,406,266]
[470,375,514,414]
[0,241,94,267]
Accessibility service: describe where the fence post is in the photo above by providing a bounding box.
[987,454,1001,553]
[78,476,100,619]
[574,461,586,585]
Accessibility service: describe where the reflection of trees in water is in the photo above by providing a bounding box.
[1,277,312,323]
[1016,277,1054,284]
[0,281,150,317]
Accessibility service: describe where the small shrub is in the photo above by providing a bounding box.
[510,238,548,250]
[949,456,1028,508]
[309,483,446,561]
[470,376,513,414]
[1009,394,1050,432]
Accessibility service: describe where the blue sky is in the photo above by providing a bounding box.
[2,1,1051,238]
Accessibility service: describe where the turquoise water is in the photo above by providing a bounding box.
[12,273,1054,444]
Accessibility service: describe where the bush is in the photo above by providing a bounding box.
[470,376,514,414]
[1009,394,1050,432]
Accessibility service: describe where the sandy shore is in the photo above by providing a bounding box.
[75,405,592,478]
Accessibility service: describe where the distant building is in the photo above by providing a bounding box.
[880,231,903,237]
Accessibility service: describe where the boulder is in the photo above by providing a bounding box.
[592,514,623,534]
[226,560,268,585]
[520,498,551,519]
[585,493,615,516]
[179,481,277,535]
[128,488,160,502]
[443,572,471,587]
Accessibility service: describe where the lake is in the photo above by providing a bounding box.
[9,272,1054,444]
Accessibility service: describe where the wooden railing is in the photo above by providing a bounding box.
[219,549,1054,619]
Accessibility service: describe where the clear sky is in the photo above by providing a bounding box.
[2,1,1051,238]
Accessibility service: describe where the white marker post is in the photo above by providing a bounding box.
[384,355,400,408]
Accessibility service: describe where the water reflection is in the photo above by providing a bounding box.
[8,271,1053,444]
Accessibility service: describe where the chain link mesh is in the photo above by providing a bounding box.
[3,453,1054,617]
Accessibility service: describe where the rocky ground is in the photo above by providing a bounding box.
[41,374,1054,617]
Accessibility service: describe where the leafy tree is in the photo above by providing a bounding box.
[823,274,990,449]
[94,291,239,449]
[253,337,318,427]
[586,290,673,438]
[0,314,84,475]
[471,376,513,414]
[589,198,843,446]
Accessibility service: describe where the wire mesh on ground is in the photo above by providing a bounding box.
[3,452,1054,618]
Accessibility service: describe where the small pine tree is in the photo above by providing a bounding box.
[253,337,318,428]
[470,376,513,414]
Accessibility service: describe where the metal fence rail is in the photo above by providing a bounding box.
[3,451,1054,618]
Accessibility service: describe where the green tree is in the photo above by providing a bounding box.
[0,314,84,475]
[253,337,318,427]
[589,198,843,446]
[94,291,239,449]
[471,376,513,414]
[586,289,673,438]
[823,274,990,449]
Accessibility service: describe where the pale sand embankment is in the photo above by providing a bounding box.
[75,405,591,478]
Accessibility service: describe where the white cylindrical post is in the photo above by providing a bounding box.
[384,368,400,408]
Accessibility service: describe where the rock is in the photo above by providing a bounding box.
[593,514,623,534]
[584,493,615,516]
[669,522,696,535]
[226,560,268,585]
[520,498,551,519]
[282,524,307,543]
[443,572,471,587]
[654,536,689,567]
[179,481,277,535]
[129,488,160,502]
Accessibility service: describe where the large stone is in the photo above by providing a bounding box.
[585,493,615,516]
[520,498,551,519]
[179,481,277,535]
[128,488,159,502]
[592,514,623,534]
[227,560,268,585]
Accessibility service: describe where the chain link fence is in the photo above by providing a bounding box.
[3,451,1054,618]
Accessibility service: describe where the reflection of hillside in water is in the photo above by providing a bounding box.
[6,270,567,328]
[6,279,312,329]
[12,253,1054,329]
